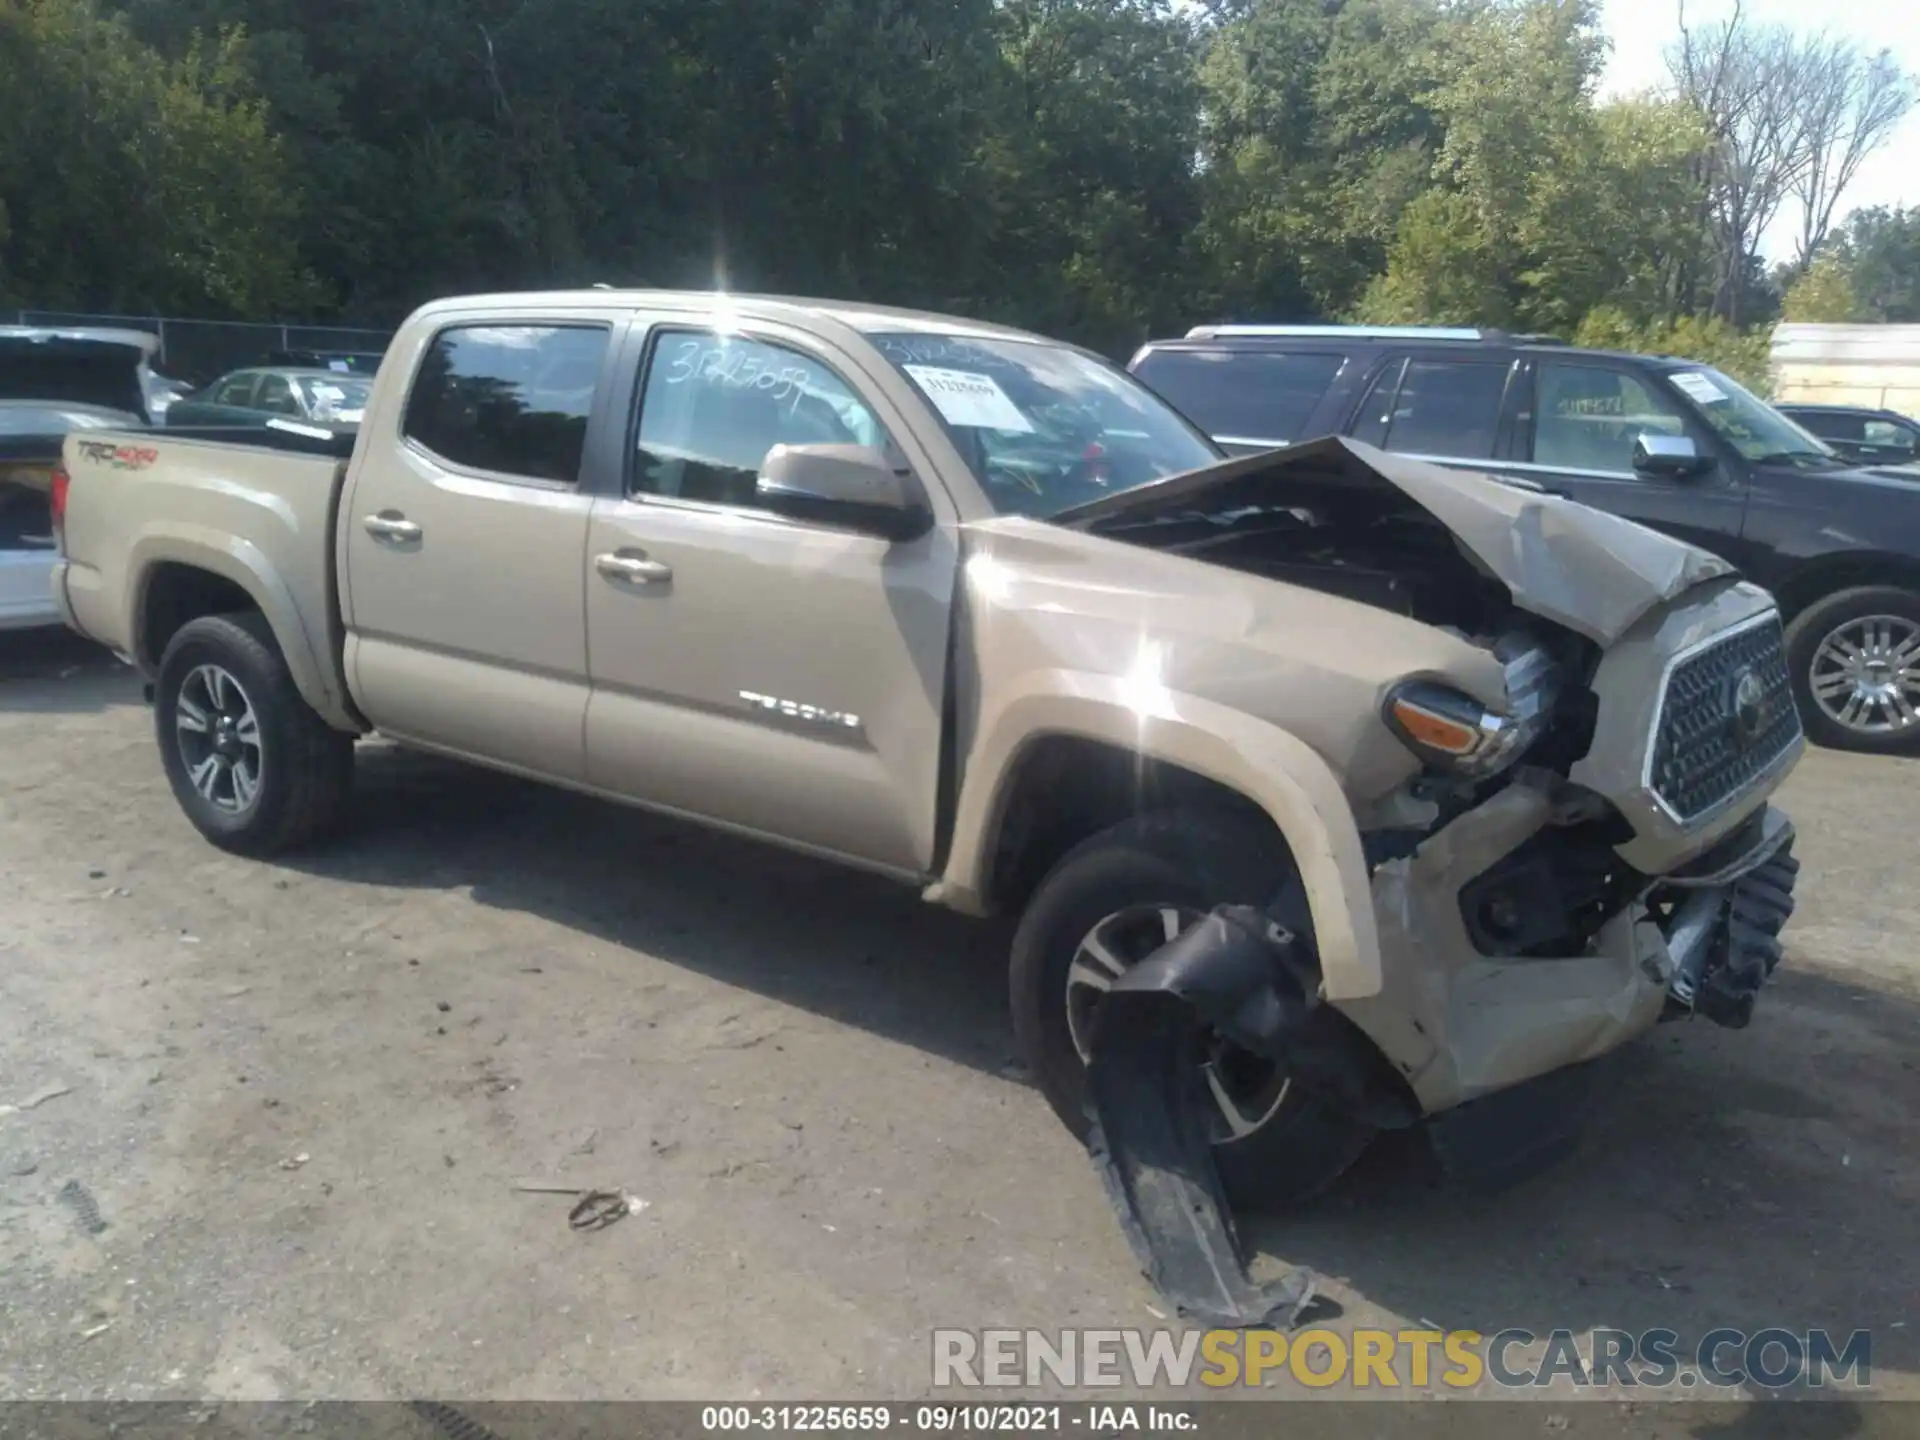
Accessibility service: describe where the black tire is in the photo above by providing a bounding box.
[154,612,354,855]
[1009,813,1375,1211]
[1784,585,1920,755]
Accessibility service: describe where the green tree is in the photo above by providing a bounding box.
[1833,206,1920,323]
[968,0,1204,351]
[0,0,314,314]
[1782,253,1861,323]
[1574,307,1774,394]
[1192,0,1448,322]
[1357,1,1715,335]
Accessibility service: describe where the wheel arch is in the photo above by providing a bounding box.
[129,534,358,732]
[936,678,1384,1002]
[1769,551,1920,622]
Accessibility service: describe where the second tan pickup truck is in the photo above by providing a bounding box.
[54,290,1804,1209]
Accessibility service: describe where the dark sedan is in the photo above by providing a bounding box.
[167,368,371,428]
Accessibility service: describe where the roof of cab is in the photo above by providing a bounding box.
[409,290,1052,345]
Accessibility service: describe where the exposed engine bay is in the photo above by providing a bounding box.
[1090,473,1520,637]
[1075,444,1676,958]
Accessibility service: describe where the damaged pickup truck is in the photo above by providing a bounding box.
[53,292,1803,1292]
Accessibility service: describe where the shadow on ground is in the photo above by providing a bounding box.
[275,743,1920,1394]
[0,628,137,714]
[282,743,1018,1077]
[1247,960,1919,1385]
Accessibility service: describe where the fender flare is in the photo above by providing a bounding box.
[127,527,357,732]
[938,672,1383,1001]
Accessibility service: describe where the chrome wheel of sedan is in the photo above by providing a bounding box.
[174,663,264,813]
[1065,903,1292,1143]
[1808,614,1920,736]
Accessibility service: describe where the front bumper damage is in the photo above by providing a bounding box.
[1656,805,1799,1028]
[1083,808,1800,1325]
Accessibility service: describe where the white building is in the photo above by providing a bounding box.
[1771,323,1920,417]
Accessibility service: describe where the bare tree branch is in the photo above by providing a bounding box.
[1790,43,1913,269]
[1665,6,1867,323]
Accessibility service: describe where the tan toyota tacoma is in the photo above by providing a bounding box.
[53,290,1804,1216]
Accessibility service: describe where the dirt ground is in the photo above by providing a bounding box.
[2,628,1916,1418]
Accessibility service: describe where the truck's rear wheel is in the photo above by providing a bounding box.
[1009,814,1375,1212]
[155,613,353,855]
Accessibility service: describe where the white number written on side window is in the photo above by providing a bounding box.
[662,339,811,414]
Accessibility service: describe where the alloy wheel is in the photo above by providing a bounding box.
[174,663,264,814]
[1809,614,1920,735]
[1065,903,1292,1143]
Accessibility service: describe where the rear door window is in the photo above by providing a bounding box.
[1349,357,1512,460]
[402,324,611,485]
[1131,349,1345,448]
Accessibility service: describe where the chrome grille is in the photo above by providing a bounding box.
[1649,615,1800,822]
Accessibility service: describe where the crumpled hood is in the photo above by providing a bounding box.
[1055,436,1734,646]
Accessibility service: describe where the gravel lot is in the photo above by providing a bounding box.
[2,628,1916,1416]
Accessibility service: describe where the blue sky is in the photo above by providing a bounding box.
[1600,0,1920,258]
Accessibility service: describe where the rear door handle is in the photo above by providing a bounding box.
[363,512,422,542]
[595,551,673,585]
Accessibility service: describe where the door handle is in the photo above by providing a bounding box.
[595,551,673,585]
[363,513,422,542]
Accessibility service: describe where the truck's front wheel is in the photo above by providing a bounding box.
[155,613,354,855]
[1009,814,1375,1212]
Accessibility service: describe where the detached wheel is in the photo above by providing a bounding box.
[1785,586,1920,754]
[1009,814,1375,1212]
[155,612,354,855]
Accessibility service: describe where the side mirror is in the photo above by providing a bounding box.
[757,444,931,540]
[1632,432,1711,480]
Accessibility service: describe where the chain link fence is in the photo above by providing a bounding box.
[12,311,392,387]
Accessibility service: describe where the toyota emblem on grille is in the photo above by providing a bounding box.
[1729,667,1768,748]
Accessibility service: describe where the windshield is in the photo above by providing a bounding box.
[873,333,1220,517]
[298,376,371,421]
[1665,368,1836,464]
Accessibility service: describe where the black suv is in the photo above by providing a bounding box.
[1129,324,1920,755]
[1774,402,1920,471]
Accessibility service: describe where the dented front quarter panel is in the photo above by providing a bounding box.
[936,515,1511,1003]
[940,453,1805,1116]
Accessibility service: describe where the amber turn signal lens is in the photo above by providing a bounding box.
[1388,696,1480,755]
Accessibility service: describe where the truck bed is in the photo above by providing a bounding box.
[58,425,360,728]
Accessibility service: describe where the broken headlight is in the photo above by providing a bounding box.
[1384,639,1560,779]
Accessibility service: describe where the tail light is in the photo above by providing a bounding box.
[50,465,70,550]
